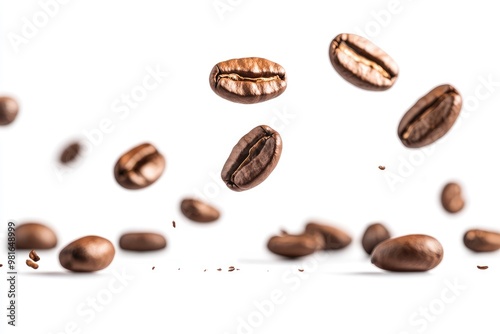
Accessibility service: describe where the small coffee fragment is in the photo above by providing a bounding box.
[172,221,176,228]
[228,266,235,272]
[477,266,488,270]
[59,142,81,164]
[29,250,40,262]
[298,269,304,272]
[26,259,39,269]
[378,166,385,170]
[217,268,222,271]
[0,264,3,267]
[152,266,155,270]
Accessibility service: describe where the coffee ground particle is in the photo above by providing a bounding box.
[152,266,155,270]
[378,166,386,170]
[298,269,304,272]
[26,259,39,269]
[29,249,40,262]
[172,221,176,228]
[477,265,489,270]
[217,268,222,271]
[228,266,235,272]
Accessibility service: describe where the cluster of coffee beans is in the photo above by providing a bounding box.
[0,32,495,273]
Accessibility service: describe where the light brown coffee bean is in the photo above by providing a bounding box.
[267,233,325,258]
[180,198,220,223]
[361,223,391,255]
[441,182,465,213]
[119,232,167,251]
[59,236,115,272]
[463,229,500,252]
[305,222,352,250]
[371,234,443,272]
[26,259,39,270]
[15,222,57,250]
[114,143,166,190]
[29,250,40,262]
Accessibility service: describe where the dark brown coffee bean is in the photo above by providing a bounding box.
[0,96,19,125]
[371,234,443,272]
[441,182,465,213]
[59,236,115,272]
[180,198,220,222]
[119,232,167,251]
[59,142,81,164]
[267,233,325,258]
[477,265,488,270]
[378,166,385,170]
[305,222,352,250]
[26,259,39,270]
[398,85,462,148]
[329,34,398,91]
[29,250,40,262]
[15,222,57,249]
[209,57,287,104]
[221,125,282,191]
[114,143,165,190]
[463,229,500,252]
[361,223,391,255]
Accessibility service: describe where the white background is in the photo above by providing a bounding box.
[1,0,500,333]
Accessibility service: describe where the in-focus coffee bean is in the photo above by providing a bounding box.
[59,235,115,272]
[221,125,282,191]
[15,222,57,250]
[398,84,462,148]
[209,57,287,104]
[371,234,443,272]
[441,182,465,213]
[329,33,398,91]
[59,142,81,164]
[463,229,500,252]
[361,223,391,255]
[26,259,39,270]
[119,232,167,251]
[180,198,220,222]
[267,233,325,258]
[0,96,19,125]
[114,143,165,190]
[29,249,40,262]
[305,222,352,250]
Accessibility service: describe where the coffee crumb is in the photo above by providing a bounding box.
[152,266,155,270]
[228,266,235,272]
[217,268,222,271]
[477,265,489,270]
[378,166,386,170]
[0,264,3,267]
[29,250,40,262]
[204,269,207,272]
[26,259,39,269]
[298,269,304,272]
[178,268,180,270]
[172,220,176,228]
[236,268,240,271]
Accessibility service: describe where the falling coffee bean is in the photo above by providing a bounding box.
[398,84,462,148]
[29,249,40,262]
[221,125,282,191]
[371,234,443,272]
[180,198,220,222]
[463,229,500,252]
[15,222,57,250]
[119,232,167,251]
[209,57,287,104]
[305,222,352,250]
[441,182,465,213]
[26,259,39,270]
[0,96,19,125]
[361,223,391,255]
[59,142,81,164]
[329,33,398,91]
[59,235,115,272]
[114,143,166,190]
[267,233,324,258]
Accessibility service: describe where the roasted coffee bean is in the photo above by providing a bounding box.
[59,142,81,164]
[26,259,39,270]
[114,143,165,190]
[463,229,500,252]
[441,182,465,213]
[398,84,462,148]
[267,233,325,258]
[221,125,282,191]
[29,250,40,262]
[209,57,287,104]
[329,33,398,91]
[361,223,391,255]
[180,198,220,222]
[371,234,443,272]
[305,222,352,250]
[15,222,57,249]
[119,232,167,251]
[0,96,19,125]
[59,236,115,272]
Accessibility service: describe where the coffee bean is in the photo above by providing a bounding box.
[361,223,391,255]
[26,259,39,270]
[441,182,465,213]
[119,232,167,251]
[305,222,352,250]
[398,84,462,148]
[59,235,115,272]
[221,125,282,191]
[329,33,398,91]
[371,234,443,272]
[267,233,324,258]
[29,250,40,262]
[180,198,220,223]
[114,143,166,190]
[59,142,81,164]
[0,96,19,125]
[209,57,287,104]
[463,229,500,252]
[15,222,57,250]
[477,265,488,270]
